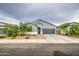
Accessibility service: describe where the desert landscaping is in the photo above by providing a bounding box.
[0,34,45,39]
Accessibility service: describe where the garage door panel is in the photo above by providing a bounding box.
[42,28,55,34]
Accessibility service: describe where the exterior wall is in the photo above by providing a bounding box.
[32,25,37,32]
[27,32,37,35]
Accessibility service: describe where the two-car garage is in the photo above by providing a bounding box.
[42,28,55,34]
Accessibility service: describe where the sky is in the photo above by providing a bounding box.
[0,3,79,25]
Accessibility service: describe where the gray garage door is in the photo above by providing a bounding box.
[42,28,55,34]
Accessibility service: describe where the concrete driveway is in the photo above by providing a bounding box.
[44,34,79,43]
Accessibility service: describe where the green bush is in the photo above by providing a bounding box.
[69,25,79,37]
[5,24,19,37]
[3,22,32,38]
[26,26,32,32]
[59,22,79,37]
[0,36,5,39]
[19,22,32,36]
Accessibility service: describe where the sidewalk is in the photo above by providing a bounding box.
[0,38,78,43]
[0,39,48,43]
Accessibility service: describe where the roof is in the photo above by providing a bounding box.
[0,22,8,27]
[0,22,7,24]
[33,19,56,27]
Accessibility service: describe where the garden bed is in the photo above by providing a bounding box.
[0,34,45,39]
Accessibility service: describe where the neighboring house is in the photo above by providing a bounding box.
[32,19,56,34]
[0,22,7,36]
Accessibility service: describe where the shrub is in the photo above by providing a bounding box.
[5,24,19,37]
[59,22,79,37]
[25,36,30,39]
[0,36,5,39]
[19,22,32,36]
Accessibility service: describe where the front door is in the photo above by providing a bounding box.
[38,27,41,34]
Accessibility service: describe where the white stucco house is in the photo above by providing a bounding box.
[31,19,57,34]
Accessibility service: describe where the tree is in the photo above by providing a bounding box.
[58,23,70,35]
[58,22,79,37]
[69,24,79,37]
[4,22,32,38]
[26,25,32,32]
[19,22,26,36]
[5,24,19,37]
[19,22,32,36]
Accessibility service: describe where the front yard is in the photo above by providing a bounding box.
[0,22,46,40]
[59,34,79,40]
[0,34,45,40]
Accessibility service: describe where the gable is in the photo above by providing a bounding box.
[33,19,56,28]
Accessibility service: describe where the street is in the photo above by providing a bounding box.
[0,43,78,56]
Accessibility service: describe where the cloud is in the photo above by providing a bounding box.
[0,10,20,24]
[0,3,79,25]
[22,4,79,24]
[17,3,79,25]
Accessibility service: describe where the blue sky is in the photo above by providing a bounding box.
[0,3,79,25]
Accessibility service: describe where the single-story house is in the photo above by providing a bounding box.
[31,19,57,34]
